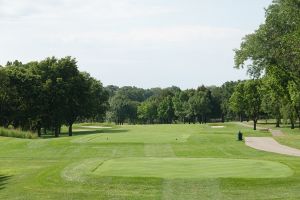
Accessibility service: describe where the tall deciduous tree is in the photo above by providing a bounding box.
[234,0,300,129]
[158,96,175,124]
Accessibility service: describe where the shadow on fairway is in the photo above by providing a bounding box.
[73,129,129,136]
[0,175,12,190]
[40,129,129,138]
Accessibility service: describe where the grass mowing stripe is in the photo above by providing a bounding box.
[91,157,293,179]
[144,144,175,157]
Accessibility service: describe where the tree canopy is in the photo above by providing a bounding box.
[0,57,108,137]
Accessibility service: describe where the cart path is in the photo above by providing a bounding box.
[269,129,284,136]
[245,137,300,157]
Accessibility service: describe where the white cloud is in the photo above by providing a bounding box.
[0,0,59,19]
[0,1,245,44]
[53,25,246,45]
[125,26,245,42]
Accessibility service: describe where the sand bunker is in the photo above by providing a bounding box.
[211,126,225,129]
[245,137,300,157]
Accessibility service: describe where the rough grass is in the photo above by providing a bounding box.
[0,123,300,199]
[0,127,37,139]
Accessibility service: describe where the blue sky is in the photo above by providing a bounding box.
[0,0,272,88]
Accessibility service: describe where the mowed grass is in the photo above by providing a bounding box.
[94,157,293,179]
[0,123,300,199]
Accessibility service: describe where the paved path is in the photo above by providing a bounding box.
[269,129,284,137]
[245,137,300,157]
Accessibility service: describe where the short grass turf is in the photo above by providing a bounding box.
[1,123,300,199]
[94,157,292,179]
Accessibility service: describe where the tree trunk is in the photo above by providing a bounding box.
[291,121,295,129]
[240,114,243,122]
[253,119,257,130]
[38,127,41,137]
[54,125,61,137]
[276,118,280,128]
[54,128,59,137]
[68,124,73,136]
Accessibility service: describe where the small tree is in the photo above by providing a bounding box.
[229,82,246,122]
[243,79,262,130]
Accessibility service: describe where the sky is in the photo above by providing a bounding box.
[0,0,273,89]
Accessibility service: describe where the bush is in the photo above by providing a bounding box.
[0,127,37,139]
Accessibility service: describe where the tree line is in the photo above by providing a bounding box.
[0,57,298,137]
[105,85,229,125]
[0,57,108,137]
[105,79,299,130]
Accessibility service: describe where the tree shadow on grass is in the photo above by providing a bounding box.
[71,129,129,136]
[0,175,12,190]
[41,129,129,138]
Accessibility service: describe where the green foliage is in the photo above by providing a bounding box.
[157,96,175,123]
[187,88,212,124]
[229,80,262,130]
[220,81,239,121]
[288,81,300,118]
[109,93,139,124]
[260,75,284,126]
[137,99,158,124]
[172,91,189,122]
[229,82,246,121]
[109,82,239,125]
[0,57,108,137]
[243,79,262,120]
[235,0,300,129]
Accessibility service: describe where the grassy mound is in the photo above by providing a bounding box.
[94,158,293,179]
[63,157,293,180]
